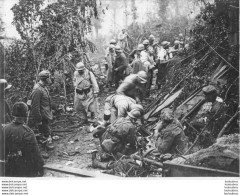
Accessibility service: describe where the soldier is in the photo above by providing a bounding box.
[130,44,145,74]
[105,44,116,88]
[92,108,143,168]
[154,108,188,155]
[4,102,44,177]
[28,70,54,150]
[73,62,99,123]
[186,85,227,146]
[116,71,148,103]
[0,79,12,124]
[103,93,143,123]
[114,46,128,88]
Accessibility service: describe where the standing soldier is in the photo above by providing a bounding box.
[130,44,145,74]
[28,70,54,150]
[105,44,116,88]
[73,62,99,123]
[114,46,128,88]
[0,79,12,124]
[4,102,44,177]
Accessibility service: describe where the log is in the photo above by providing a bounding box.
[132,154,163,168]
[217,109,239,138]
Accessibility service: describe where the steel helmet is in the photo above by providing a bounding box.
[76,62,85,71]
[149,34,155,40]
[12,102,28,118]
[130,104,144,115]
[174,40,180,45]
[137,71,148,83]
[160,108,174,122]
[142,39,150,45]
[110,39,117,44]
[202,85,217,95]
[161,41,170,47]
[137,44,144,51]
[127,108,142,119]
[115,45,122,53]
[39,70,50,79]
[179,33,183,37]
[0,79,12,90]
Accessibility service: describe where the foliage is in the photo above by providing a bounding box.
[7,0,100,102]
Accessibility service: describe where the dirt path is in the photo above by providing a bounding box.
[43,92,109,176]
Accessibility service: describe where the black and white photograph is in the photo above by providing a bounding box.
[0,0,239,192]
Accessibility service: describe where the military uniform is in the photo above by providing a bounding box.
[73,69,99,121]
[155,119,188,155]
[28,82,53,137]
[104,94,136,123]
[4,118,44,177]
[100,117,138,157]
[116,74,145,103]
[114,52,127,88]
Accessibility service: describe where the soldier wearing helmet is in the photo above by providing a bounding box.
[28,70,54,151]
[113,45,128,88]
[73,62,99,123]
[154,108,188,155]
[4,102,44,177]
[129,44,145,74]
[0,79,12,124]
[103,91,144,124]
[184,85,227,146]
[105,44,116,88]
[116,71,148,103]
[92,105,143,165]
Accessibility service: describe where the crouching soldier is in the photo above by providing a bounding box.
[92,108,143,169]
[4,102,44,177]
[116,71,148,103]
[154,108,188,155]
[103,93,143,123]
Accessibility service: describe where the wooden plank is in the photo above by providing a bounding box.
[163,162,239,177]
[43,164,118,178]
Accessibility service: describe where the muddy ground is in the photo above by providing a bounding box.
[43,90,114,176]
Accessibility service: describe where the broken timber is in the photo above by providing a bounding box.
[43,164,118,178]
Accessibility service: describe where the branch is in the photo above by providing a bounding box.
[217,109,239,139]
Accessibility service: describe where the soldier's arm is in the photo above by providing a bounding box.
[89,71,99,94]
[31,89,43,123]
[73,71,78,88]
[156,131,175,154]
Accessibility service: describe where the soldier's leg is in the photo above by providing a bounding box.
[74,95,88,123]
[39,119,51,137]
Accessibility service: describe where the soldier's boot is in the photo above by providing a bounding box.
[91,151,109,169]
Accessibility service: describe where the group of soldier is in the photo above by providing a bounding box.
[1,31,227,176]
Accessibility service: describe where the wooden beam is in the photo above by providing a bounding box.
[43,164,118,178]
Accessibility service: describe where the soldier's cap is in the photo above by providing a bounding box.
[0,79,12,90]
[202,85,217,95]
[137,44,144,51]
[76,62,85,71]
[127,108,142,119]
[39,70,50,79]
[115,45,122,53]
[110,39,117,44]
[149,34,155,39]
[160,108,174,122]
[12,102,28,118]
[142,39,150,45]
[174,40,180,45]
[161,41,170,47]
